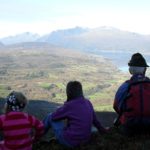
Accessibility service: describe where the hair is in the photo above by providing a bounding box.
[66,81,84,101]
[5,91,28,113]
[129,66,146,75]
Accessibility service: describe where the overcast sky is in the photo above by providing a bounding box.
[0,0,150,38]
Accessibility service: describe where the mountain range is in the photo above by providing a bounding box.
[0,26,150,53]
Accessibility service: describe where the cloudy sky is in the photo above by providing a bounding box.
[0,0,150,37]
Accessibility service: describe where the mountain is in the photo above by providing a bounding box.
[37,26,89,44]
[1,26,150,53]
[39,26,150,53]
[0,41,4,47]
[0,32,40,45]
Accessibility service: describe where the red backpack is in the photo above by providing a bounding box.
[122,79,150,122]
[114,78,150,126]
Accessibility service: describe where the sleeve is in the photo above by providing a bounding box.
[113,82,129,114]
[51,103,69,121]
[28,115,44,141]
[43,113,51,134]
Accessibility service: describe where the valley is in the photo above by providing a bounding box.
[0,44,128,113]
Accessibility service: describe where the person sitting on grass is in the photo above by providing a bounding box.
[0,91,44,150]
[113,53,150,136]
[43,81,107,148]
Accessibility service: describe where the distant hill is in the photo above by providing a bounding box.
[0,42,4,47]
[39,26,150,53]
[37,26,89,43]
[0,32,40,45]
[1,26,150,53]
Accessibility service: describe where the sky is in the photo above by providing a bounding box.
[0,0,150,38]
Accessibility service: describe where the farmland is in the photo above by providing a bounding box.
[0,45,129,111]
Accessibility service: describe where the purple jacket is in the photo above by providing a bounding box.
[51,97,105,146]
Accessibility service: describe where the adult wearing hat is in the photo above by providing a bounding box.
[113,53,150,135]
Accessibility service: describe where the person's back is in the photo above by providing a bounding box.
[0,91,44,150]
[43,81,106,147]
[52,97,95,146]
[113,53,150,135]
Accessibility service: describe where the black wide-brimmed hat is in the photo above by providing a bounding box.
[128,53,149,67]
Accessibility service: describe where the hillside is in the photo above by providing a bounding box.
[0,44,127,111]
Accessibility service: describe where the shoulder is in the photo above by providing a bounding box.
[85,98,92,104]
[115,81,130,99]
[117,81,130,91]
[83,98,94,108]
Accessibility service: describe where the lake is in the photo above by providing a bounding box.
[90,50,150,72]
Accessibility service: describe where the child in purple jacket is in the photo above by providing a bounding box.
[43,81,106,147]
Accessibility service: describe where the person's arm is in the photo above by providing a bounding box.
[113,82,129,114]
[42,103,69,134]
[51,103,69,121]
[28,115,44,141]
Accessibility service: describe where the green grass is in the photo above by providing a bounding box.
[56,83,65,89]
[89,92,112,100]
[76,65,98,73]
[38,82,51,90]
[53,93,66,102]
[0,84,11,98]
[107,79,118,84]
[83,82,96,91]
[94,105,114,112]
[0,89,10,98]
[48,74,58,80]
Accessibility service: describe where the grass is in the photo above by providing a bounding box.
[83,82,96,91]
[38,82,51,90]
[94,105,114,112]
[0,84,11,98]
[53,93,66,102]
[33,127,150,150]
[0,48,125,104]
[48,74,58,80]
[89,92,112,100]
[55,83,65,89]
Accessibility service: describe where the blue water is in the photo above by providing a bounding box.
[90,50,150,73]
[119,66,128,72]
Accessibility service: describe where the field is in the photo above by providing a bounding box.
[0,45,129,111]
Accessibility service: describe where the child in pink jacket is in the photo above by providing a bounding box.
[0,91,44,150]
